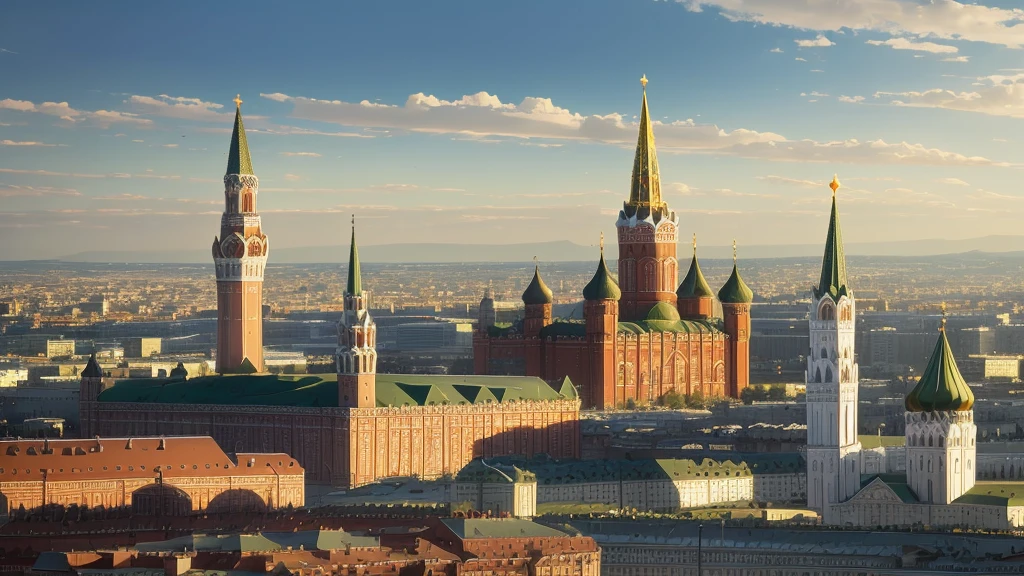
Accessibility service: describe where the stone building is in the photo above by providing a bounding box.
[0,436,303,517]
[474,76,753,409]
[452,459,538,518]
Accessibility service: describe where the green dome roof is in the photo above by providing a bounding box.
[522,266,553,305]
[718,264,753,304]
[905,329,974,412]
[582,251,620,301]
[646,301,681,322]
[677,254,714,299]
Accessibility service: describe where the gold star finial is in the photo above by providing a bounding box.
[830,174,840,197]
[940,302,947,332]
[640,74,648,89]
[234,94,243,109]
[732,239,738,264]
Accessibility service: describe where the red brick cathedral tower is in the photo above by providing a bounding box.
[212,95,268,374]
[617,76,679,322]
[337,219,377,408]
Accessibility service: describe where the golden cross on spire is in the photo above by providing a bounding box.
[732,239,738,263]
[234,94,243,109]
[640,74,648,89]
[830,174,840,197]
[940,301,948,332]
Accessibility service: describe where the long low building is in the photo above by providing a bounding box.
[0,436,304,516]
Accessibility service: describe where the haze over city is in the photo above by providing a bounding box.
[2,1,1023,260]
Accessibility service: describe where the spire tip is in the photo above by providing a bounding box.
[830,174,840,196]
[732,239,737,264]
[233,94,243,109]
[640,74,648,89]
[940,302,947,332]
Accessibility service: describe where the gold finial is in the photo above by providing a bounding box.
[830,174,840,196]
[692,233,697,256]
[732,239,738,264]
[233,94,243,109]
[351,213,355,227]
[640,74,648,89]
[533,255,538,268]
[599,232,605,255]
[940,302,947,332]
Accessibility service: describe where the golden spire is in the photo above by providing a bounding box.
[732,239,737,264]
[940,302,947,332]
[234,94,243,109]
[830,174,840,197]
[693,233,697,256]
[640,74,648,89]
[627,74,663,211]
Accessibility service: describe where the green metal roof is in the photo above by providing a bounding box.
[442,518,568,540]
[617,318,721,335]
[346,224,362,296]
[955,483,1024,507]
[454,459,537,483]
[97,373,575,408]
[582,251,621,301]
[522,265,553,305]
[718,263,753,304]
[225,105,254,176]
[646,302,680,321]
[133,530,378,553]
[813,194,850,301]
[677,254,714,299]
[475,456,751,486]
[905,329,974,412]
[860,474,918,504]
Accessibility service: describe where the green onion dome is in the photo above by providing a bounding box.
[718,264,753,304]
[522,266,553,305]
[582,251,621,301]
[905,328,974,412]
[646,301,681,322]
[677,254,714,299]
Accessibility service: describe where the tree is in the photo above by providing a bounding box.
[661,390,685,410]
[625,398,637,410]
[767,384,788,401]
[685,389,706,409]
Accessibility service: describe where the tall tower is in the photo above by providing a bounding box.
[212,95,268,374]
[904,305,976,504]
[718,241,753,399]
[337,219,377,408]
[805,175,861,521]
[583,234,621,409]
[616,75,679,322]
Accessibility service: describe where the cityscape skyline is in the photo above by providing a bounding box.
[1,0,1023,261]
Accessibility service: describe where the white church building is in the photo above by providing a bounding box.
[807,176,1024,530]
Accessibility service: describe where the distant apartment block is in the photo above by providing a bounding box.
[45,339,76,359]
[122,336,162,358]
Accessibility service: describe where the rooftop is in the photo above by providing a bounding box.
[133,530,379,553]
[441,518,568,540]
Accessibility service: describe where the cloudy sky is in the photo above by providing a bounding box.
[1,0,1022,259]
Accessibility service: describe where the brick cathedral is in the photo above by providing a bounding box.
[80,97,580,488]
[473,77,753,409]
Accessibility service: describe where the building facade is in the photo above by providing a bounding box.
[0,436,303,516]
[473,78,753,409]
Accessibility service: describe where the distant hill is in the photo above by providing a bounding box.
[58,235,1024,264]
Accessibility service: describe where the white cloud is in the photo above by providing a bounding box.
[283,173,304,181]
[935,177,970,186]
[260,93,292,102]
[126,94,230,122]
[0,98,152,127]
[0,184,80,197]
[810,91,829,97]
[0,48,18,55]
[279,151,322,157]
[161,143,179,148]
[795,35,834,47]
[875,73,1024,118]
[942,56,971,63]
[0,140,61,147]
[264,89,1014,167]
[795,57,807,62]
[756,175,823,188]
[676,0,1024,48]
[838,95,866,103]
[770,47,783,53]
[866,38,959,54]
[810,69,824,73]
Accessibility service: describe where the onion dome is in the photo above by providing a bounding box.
[647,302,681,322]
[677,236,714,298]
[82,353,102,378]
[583,238,621,301]
[522,265,553,305]
[905,314,974,412]
[717,241,754,304]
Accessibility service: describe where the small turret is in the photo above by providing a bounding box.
[478,282,496,332]
[677,234,714,320]
[905,309,974,412]
[584,236,620,409]
[582,235,621,302]
[522,265,553,306]
[719,241,753,398]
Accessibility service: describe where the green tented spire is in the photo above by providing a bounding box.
[814,175,849,301]
[718,240,754,304]
[346,218,362,296]
[905,315,974,412]
[583,237,621,301]
[677,236,714,298]
[226,95,254,176]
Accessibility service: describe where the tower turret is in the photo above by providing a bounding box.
[718,241,753,399]
[616,75,679,321]
[212,95,268,374]
[521,262,553,338]
[478,282,496,332]
[337,218,377,409]
[804,175,861,522]
[677,234,714,320]
[78,353,110,438]
[584,234,620,409]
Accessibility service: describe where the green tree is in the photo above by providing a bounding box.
[686,389,706,409]
[767,383,788,400]
[661,390,685,409]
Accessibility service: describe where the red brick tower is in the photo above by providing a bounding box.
[617,76,678,322]
[718,241,753,398]
[212,95,268,374]
[522,263,553,376]
[337,219,377,408]
[583,235,620,409]
[78,353,110,438]
[677,234,715,320]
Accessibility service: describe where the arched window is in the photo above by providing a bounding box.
[815,367,822,383]
[928,436,933,447]
[821,347,828,359]
[825,366,833,382]
[242,191,254,213]
[819,302,835,321]
[939,436,944,447]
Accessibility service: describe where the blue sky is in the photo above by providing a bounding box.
[1,0,1023,259]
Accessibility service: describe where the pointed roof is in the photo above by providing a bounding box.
[814,176,850,301]
[346,219,362,296]
[677,240,714,299]
[623,75,667,220]
[905,320,974,412]
[225,95,254,176]
[582,242,621,301]
[718,242,753,304]
[82,353,102,378]
[522,265,553,305]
